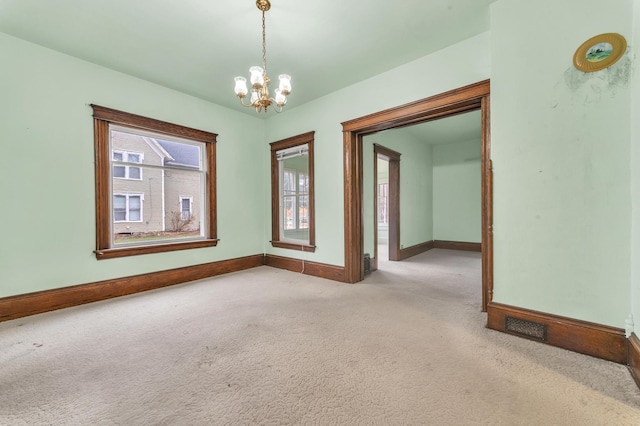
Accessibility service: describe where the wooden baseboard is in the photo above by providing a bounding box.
[433,240,482,252]
[397,240,434,261]
[265,254,347,283]
[487,302,628,364]
[0,254,265,323]
[630,333,640,389]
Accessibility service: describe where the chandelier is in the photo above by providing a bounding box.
[233,0,291,113]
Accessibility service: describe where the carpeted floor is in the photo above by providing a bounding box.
[1,249,639,425]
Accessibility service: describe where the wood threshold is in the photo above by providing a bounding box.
[265,254,347,283]
[629,333,640,390]
[0,254,265,323]
[397,240,434,261]
[433,240,482,252]
[487,302,628,364]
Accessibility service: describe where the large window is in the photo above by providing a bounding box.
[270,131,315,252]
[92,105,217,259]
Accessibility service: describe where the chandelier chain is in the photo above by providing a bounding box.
[262,10,267,75]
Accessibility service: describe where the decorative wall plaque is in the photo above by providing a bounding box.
[573,33,627,72]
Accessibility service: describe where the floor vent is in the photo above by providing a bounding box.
[505,316,547,341]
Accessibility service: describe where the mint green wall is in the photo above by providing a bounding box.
[264,32,490,266]
[0,33,265,298]
[631,0,640,336]
[362,129,434,257]
[491,0,633,327]
[433,139,481,243]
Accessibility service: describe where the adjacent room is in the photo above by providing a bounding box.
[1,0,639,423]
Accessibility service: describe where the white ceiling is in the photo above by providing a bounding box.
[0,0,496,117]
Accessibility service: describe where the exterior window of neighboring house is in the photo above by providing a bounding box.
[180,196,192,220]
[113,151,143,180]
[92,105,218,260]
[377,183,389,225]
[113,193,143,222]
[269,131,315,252]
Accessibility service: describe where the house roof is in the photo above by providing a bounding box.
[156,139,200,169]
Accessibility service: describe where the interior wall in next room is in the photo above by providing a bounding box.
[432,138,482,243]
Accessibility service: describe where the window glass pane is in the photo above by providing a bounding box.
[299,173,308,193]
[283,170,295,193]
[113,152,123,161]
[113,195,126,221]
[129,167,141,179]
[129,196,141,221]
[113,165,125,178]
[283,196,295,230]
[181,198,191,220]
[110,127,206,246]
[299,195,309,229]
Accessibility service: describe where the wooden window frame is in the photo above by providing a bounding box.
[92,105,218,260]
[269,131,316,252]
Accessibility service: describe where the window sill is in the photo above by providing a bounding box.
[270,241,316,252]
[95,239,219,260]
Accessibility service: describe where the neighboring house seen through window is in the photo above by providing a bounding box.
[269,131,315,252]
[92,105,218,259]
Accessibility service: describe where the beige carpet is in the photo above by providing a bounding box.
[1,249,639,425]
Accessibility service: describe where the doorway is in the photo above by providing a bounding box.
[341,80,492,311]
[370,144,401,271]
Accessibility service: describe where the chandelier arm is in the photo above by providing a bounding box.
[238,96,256,108]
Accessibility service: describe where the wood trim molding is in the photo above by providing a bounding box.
[433,240,482,252]
[265,254,347,283]
[91,105,218,259]
[269,131,316,252]
[341,80,489,134]
[629,333,640,390]
[91,104,217,143]
[343,132,364,283]
[0,254,265,323]
[398,241,435,260]
[373,144,402,160]
[487,302,628,364]
[481,95,493,311]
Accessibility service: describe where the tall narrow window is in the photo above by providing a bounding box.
[270,131,315,252]
[92,105,218,259]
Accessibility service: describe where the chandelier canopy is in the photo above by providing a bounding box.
[233,0,291,113]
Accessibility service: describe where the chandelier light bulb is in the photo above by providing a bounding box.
[275,88,286,106]
[249,66,265,89]
[234,77,248,97]
[250,90,260,104]
[278,74,291,95]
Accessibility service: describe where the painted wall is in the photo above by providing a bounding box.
[433,139,481,243]
[631,0,640,336]
[264,32,491,266]
[0,33,265,298]
[362,128,434,257]
[490,0,633,327]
